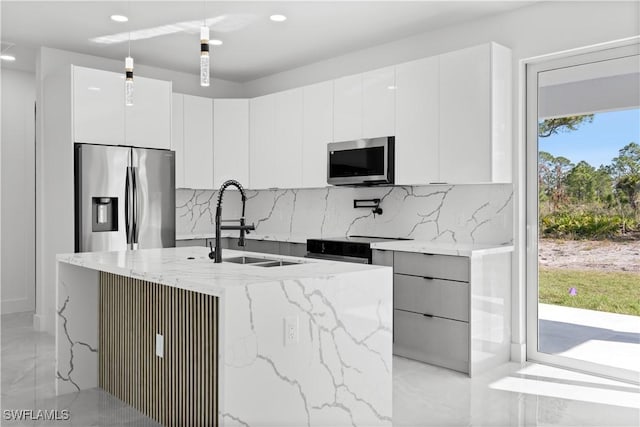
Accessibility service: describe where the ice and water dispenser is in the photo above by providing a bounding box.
[92,197,118,232]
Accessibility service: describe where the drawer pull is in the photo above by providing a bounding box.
[423,276,435,281]
[423,313,434,318]
[423,253,435,256]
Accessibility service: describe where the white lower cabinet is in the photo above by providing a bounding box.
[213,99,249,188]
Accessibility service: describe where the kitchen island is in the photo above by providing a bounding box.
[55,247,392,426]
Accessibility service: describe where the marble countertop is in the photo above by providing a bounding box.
[57,247,388,297]
[370,240,514,256]
[176,232,309,244]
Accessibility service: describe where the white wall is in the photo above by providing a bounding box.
[242,0,640,362]
[1,69,36,314]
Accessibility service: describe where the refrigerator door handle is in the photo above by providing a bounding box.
[125,166,134,245]
[132,166,140,247]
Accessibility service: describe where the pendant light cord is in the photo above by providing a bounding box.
[127,0,131,57]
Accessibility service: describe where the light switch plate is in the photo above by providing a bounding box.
[156,334,164,358]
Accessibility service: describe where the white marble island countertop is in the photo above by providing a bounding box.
[56,247,393,426]
[57,246,387,297]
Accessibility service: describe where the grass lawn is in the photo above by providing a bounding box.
[539,267,640,316]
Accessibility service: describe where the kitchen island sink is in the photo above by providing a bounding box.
[55,247,392,426]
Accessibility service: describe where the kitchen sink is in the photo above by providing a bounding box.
[223,256,304,267]
[223,256,272,264]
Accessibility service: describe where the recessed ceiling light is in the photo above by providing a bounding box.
[270,14,287,22]
[110,14,129,23]
[0,54,16,62]
[209,39,223,46]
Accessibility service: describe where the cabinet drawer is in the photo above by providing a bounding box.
[175,239,206,248]
[372,249,393,267]
[394,274,469,322]
[393,309,469,373]
[245,239,280,255]
[394,251,469,282]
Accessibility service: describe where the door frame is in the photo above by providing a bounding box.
[525,37,640,384]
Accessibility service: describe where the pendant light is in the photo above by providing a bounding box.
[125,1,134,106]
[200,1,210,87]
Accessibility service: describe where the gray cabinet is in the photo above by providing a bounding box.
[244,239,280,255]
[393,274,469,322]
[394,310,469,373]
[392,250,471,374]
[175,239,206,248]
[280,242,307,257]
[371,249,393,267]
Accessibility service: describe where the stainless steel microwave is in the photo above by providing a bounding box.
[327,137,395,186]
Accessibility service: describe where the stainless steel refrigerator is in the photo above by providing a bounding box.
[74,143,175,252]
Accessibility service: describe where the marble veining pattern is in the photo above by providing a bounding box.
[176,184,513,244]
[56,248,392,426]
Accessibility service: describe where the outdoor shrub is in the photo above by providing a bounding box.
[540,212,637,239]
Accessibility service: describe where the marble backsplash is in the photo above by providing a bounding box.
[176,184,513,245]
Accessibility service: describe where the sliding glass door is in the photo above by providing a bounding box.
[526,42,640,383]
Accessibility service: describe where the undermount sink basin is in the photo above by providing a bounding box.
[223,256,304,267]
[223,256,271,265]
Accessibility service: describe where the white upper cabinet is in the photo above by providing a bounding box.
[333,67,396,142]
[302,81,334,188]
[72,66,172,150]
[171,93,185,188]
[73,66,125,145]
[274,88,303,188]
[249,94,276,189]
[362,66,396,138]
[183,94,213,189]
[213,99,249,188]
[125,76,172,149]
[333,74,362,142]
[249,90,303,189]
[438,43,511,183]
[395,56,440,185]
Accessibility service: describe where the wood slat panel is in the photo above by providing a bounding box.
[99,272,218,426]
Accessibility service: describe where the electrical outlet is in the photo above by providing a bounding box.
[156,334,164,358]
[284,316,299,346]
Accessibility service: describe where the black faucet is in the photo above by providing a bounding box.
[208,180,256,263]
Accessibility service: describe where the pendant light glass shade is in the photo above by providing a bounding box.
[125,56,134,106]
[200,26,210,87]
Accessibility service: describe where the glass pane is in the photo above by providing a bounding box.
[329,146,385,177]
[536,56,640,375]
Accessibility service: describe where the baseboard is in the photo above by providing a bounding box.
[33,313,46,331]
[511,342,526,364]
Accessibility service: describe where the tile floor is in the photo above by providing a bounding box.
[1,311,639,426]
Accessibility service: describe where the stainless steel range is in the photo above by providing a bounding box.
[306,235,410,264]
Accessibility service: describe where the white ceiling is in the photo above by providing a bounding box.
[1,1,535,82]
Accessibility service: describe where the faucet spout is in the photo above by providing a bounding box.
[210,180,255,263]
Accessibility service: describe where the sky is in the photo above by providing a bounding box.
[538,108,640,169]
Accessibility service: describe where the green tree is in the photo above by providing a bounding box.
[566,161,597,203]
[538,151,573,211]
[538,114,595,138]
[611,142,640,214]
